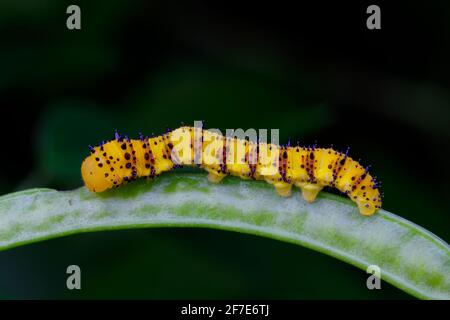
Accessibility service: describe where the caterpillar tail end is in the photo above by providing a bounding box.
[298,183,323,203]
[356,201,377,216]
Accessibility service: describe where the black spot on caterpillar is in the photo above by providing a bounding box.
[81,126,382,215]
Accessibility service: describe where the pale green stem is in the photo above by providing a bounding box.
[0,173,448,299]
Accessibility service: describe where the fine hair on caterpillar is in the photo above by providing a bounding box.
[81,121,382,216]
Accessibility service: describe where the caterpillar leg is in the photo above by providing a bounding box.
[273,182,293,197]
[356,200,376,216]
[296,182,323,203]
[207,172,226,183]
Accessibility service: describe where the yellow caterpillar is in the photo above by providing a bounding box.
[81,126,382,215]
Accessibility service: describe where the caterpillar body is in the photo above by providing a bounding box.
[81,126,382,216]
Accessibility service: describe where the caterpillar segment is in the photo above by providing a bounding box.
[81,126,382,215]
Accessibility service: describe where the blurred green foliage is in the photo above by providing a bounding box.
[0,0,448,299]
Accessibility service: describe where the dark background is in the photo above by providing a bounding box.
[0,0,448,299]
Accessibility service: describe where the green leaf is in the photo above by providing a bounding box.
[0,173,448,299]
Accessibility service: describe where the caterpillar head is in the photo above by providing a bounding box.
[81,154,115,192]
